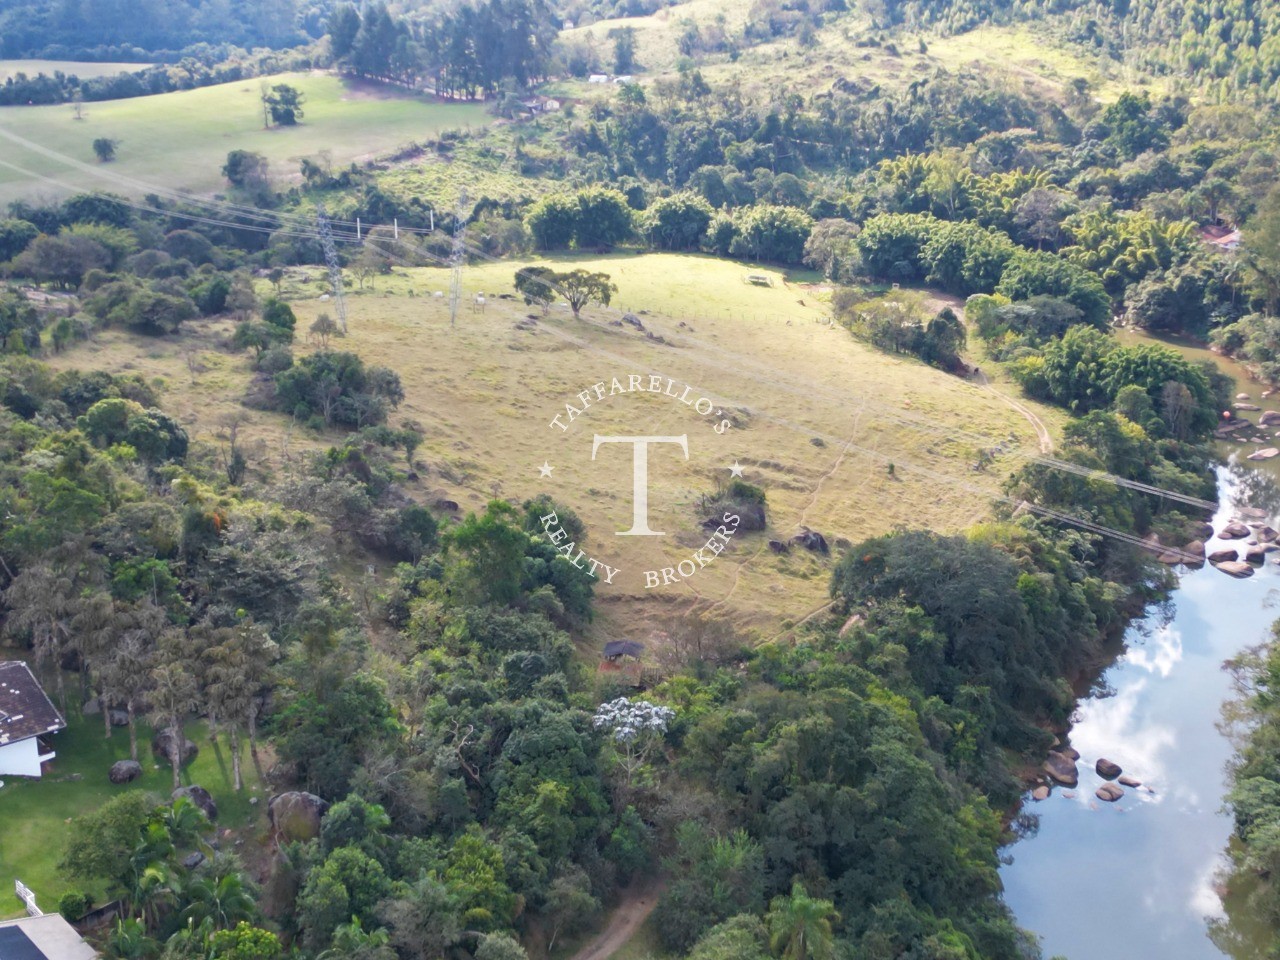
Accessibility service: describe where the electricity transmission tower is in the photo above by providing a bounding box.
[315,203,348,335]
[448,192,468,328]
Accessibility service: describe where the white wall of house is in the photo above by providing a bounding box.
[0,736,53,778]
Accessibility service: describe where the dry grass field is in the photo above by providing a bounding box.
[45,252,1061,645]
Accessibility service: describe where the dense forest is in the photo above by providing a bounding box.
[0,0,323,60]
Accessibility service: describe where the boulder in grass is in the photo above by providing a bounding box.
[151,730,198,765]
[789,530,830,554]
[173,785,218,821]
[109,760,142,784]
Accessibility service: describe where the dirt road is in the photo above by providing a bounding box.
[567,876,666,960]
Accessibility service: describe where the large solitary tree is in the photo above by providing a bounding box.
[556,269,616,319]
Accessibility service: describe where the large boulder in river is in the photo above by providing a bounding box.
[1096,758,1122,779]
[151,730,198,765]
[1118,775,1142,788]
[1221,521,1251,539]
[1216,560,1255,578]
[1259,526,1279,543]
[173,785,217,821]
[1246,544,1268,564]
[1184,539,1205,556]
[1208,547,1239,563]
[109,759,142,784]
[1043,751,1079,787]
[1032,785,1050,801]
[1096,782,1125,802]
[269,791,330,842]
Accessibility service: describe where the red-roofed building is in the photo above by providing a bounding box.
[1200,224,1242,251]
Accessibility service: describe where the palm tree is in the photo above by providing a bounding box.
[3,563,79,710]
[130,864,178,934]
[204,622,276,789]
[150,632,198,790]
[181,867,259,931]
[318,917,396,960]
[766,881,841,960]
[164,796,212,853]
[72,591,124,737]
[105,917,158,960]
[100,617,157,761]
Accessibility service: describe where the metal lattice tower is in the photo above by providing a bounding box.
[448,192,468,328]
[315,203,348,335]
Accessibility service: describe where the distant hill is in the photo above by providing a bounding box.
[882,0,1280,97]
[0,0,321,60]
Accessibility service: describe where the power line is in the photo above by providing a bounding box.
[0,136,1220,520]
[315,203,349,336]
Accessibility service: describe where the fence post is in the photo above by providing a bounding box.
[15,879,43,917]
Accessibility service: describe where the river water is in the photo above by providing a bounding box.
[1001,341,1280,958]
[1002,460,1280,958]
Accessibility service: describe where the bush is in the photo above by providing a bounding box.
[57,891,91,921]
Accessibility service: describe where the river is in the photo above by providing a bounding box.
[1001,336,1280,958]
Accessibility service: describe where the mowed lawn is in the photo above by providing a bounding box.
[0,673,268,919]
[0,59,153,82]
[0,72,489,205]
[45,251,1060,643]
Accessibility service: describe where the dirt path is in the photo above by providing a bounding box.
[924,292,1054,455]
[567,876,666,960]
[975,371,1054,453]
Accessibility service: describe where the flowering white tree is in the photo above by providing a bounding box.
[592,697,675,787]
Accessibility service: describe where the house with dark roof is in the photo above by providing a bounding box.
[0,662,66,779]
[0,913,98,959]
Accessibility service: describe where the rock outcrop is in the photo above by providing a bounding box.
[268,791,330,841]
[1043,751,1079,787]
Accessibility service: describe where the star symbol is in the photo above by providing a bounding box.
[728,461,744,478]
[539,461,554,478]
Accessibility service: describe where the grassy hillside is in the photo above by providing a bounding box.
[0,72,489,205]
[44,252,1059,643]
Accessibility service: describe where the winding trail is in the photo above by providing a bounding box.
[975,370,1054,454]
[566,875,666,960]
[924,292,1054,455]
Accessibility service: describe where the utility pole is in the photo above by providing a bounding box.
[448,192,468,329]
[316,203,348,335]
